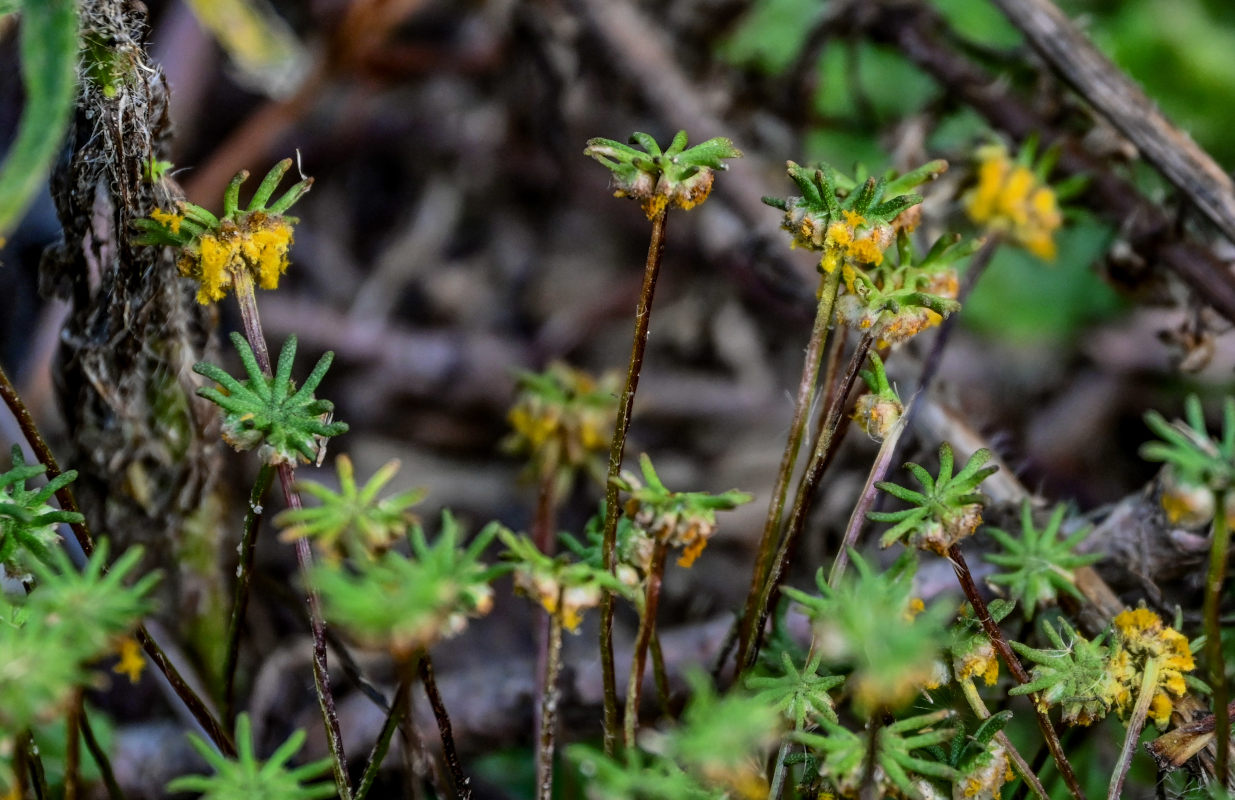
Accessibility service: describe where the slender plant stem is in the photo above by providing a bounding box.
[419,654,469,799]
[1206,490,1231,788]
[230,268,351,799]
[828,396,913,586]
[81,707,125,800]
[531,469,558,779]
[65,691,82,800]
[223,462,275,726]
[537,605,565,800]
[600,209,668,755]
[768,729,796,800]
[947,545,1086,800]
[2,353,236,756]
[859,713,884,800]
[1109,657,1161,800]
[959,678,1050,800]
[355,679,410,800]
[744,333,874,671]
[735,267,841,677]
[649,630,671,718]
[624,542,669,747]
[21,731,49,800]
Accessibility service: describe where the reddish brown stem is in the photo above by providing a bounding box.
[947,545,1086,800]
[743,333,873,671]
[735,267,841,679]
[420,654,470,799]
[624,542,669,747]
[600,210,668,755]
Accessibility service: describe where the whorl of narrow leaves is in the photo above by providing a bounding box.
[869,443,998,555]
[277,454,426,560]
[984,500,1101,620]
[794,709,960,799]
[1142,394,1235,492]
[167,714,335,800]
[584,130,741,219]
[0,445,84,576]
[313,512,501,658]
[194,332,348,466]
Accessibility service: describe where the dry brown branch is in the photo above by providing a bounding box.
[988,0,1235,246]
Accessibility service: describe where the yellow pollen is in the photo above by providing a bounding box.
[113,636,146,684]
[150,208,184,234]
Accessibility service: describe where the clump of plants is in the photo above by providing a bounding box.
[1,88,1231,800]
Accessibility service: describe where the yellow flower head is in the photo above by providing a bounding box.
[964,144,1062,260]
[1110,606,1195,726]
[134,159,312,305]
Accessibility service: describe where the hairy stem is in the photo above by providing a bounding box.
[1207,490,1231,788]
[735,267,841,677]
[1109,657,1161,800]
[600,209,668,755]
[3,361,237,754]
[624,542,669,747]
[959,678,1050,800]
[419,654,469,799]
[745,333,873,671]
[948,545,1086,800]
[768,727,797,800]
[355,679,410,800]
[231,267,351,799]
[223,462,275,727]
[537,606,565,800]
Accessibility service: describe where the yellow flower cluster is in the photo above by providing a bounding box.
[514,569,601,633]
[624,501,719,568]
[160,210,294,304]
[1109,607,1194,727]
[964,145,1062,260]
[807,209,894,278]
[504,363,616,483]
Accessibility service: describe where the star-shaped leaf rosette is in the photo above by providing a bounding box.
[833,230,975,349]
[794,709,960,799]
[167,714,335,800]
[984,500,1101,620]
[869,443,998,555]
[782,550,949,715]
[584,130,741,219]
[615,453,753,569]
[193,332,348,466]
[312,512,501,660]
[500,528,635,633]
[1142,394,1235,526]
[134,158,312,304]
[0,445,84,578]
[276,454,426,561]
[763,159,946,276]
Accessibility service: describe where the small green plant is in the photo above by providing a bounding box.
[276,454,426,559]
[852,352,903,441]
[584,130,741,219]
[0,445,84,576]
[746,649,845,729]
[984,500,1102,620]
[870,442,998,555]
[166,714,335,800]
[794,709,960,799]
[313,512,500,658]
[783,550,948,714]
[194,332,349,465]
